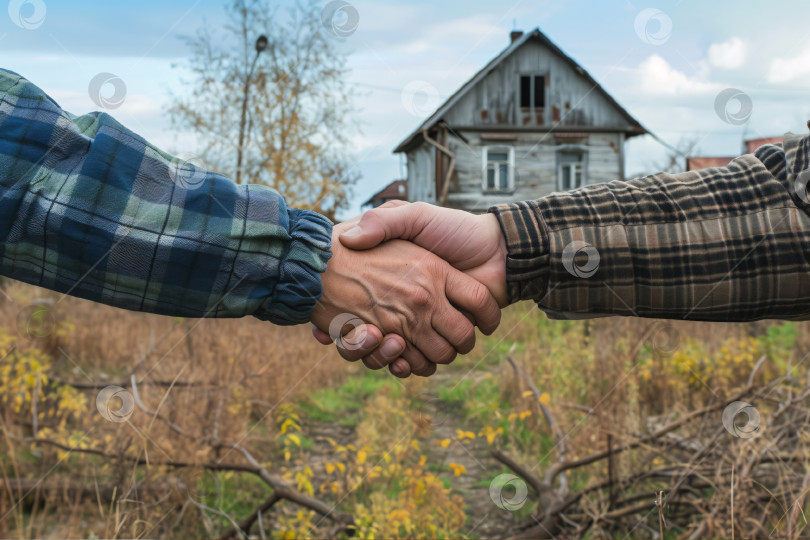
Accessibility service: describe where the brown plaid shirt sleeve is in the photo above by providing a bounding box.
[489,128,810,322]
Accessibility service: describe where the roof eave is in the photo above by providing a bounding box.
[393,32,535,155]
[394,129,428,153]
[395,123,648,152]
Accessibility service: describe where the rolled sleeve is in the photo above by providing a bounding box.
[257,207,333,325]
[0,68,332,325]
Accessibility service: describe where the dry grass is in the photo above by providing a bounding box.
[1,283,809,538]
[1,279,350,404]
[461,303,810,538]
[0,280,356,538]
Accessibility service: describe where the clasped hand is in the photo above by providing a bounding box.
[310,201,508,377]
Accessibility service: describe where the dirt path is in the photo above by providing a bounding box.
[415,372,523,538]
[304,371,527,538]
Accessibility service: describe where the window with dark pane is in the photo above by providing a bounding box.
[519,76,531,108]
[533,76,545,108]
[518,74,546,123]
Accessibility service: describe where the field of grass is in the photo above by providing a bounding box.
[1,279,809,538]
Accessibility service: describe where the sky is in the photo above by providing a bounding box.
[2,0,809,219]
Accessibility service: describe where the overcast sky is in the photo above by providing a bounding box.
[2,0,809,219]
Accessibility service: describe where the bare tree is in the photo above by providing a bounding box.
[169,0,359,221]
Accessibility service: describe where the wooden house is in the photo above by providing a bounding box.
[393,28,648,211]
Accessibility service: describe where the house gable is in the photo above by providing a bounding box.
[394,28,650,212]
[394,28,646,153]
[443,39,634,130]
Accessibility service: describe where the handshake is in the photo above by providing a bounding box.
[309,201,509,378]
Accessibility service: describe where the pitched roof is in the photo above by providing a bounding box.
[394,27,648,153]
[361,179,407,207]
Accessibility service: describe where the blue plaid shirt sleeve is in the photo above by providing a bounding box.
[0,69,332,325]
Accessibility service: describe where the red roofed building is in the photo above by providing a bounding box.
[686,156,734,171]
[746,136,783,154]
[686,136,784,172]
[361,179,408,210]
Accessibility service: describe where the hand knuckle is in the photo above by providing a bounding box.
[457,325,476,354]
[363,356,384,370]
[435,344,457,364]
[420,363,437,377]
[393,312,422,344]
[408,284,433,309]
[470,283,492,311]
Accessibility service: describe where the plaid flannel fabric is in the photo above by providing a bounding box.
[491,128,810,321]
[0,69,332,325]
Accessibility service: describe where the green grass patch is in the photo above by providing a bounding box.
[299,371,399,427]
[197,470,267,521]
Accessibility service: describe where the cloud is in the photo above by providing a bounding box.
[637,54,718,96]
[47,90,162,116]
[768,46,810,83]
[393,14,505,55]
[708,37,746,69]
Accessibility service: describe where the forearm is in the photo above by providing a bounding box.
[0,69,331,324]
[490,135,810,321]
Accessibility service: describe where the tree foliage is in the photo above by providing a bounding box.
[169,0,359,221]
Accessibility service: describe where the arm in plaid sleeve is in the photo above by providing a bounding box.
[489,130,810,321]
[0,69,331,325]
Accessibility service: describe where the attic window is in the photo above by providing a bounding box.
[519,75,545,110]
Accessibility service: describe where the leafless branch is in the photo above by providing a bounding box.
[26,436,352,526]
[220,493,280,540]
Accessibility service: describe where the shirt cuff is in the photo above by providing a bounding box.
[488,201,550,304]
[257,208,333,325]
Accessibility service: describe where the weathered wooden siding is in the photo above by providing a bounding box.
[406,143,436,203]
[439,131,623,212]
[442,40,630,129]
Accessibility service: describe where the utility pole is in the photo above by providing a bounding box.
[235,34,268,185]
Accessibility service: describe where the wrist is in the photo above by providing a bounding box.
[311,224,379,335]
[487,202,550,305]
[482,213,509,307]
[310,227,343,331]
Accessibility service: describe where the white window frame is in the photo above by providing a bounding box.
[556,149,587,191]
[482,146,515,193]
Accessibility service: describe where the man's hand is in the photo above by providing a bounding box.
[310,219,501,377]
[342,201,508,305]
[312,202,508,375]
